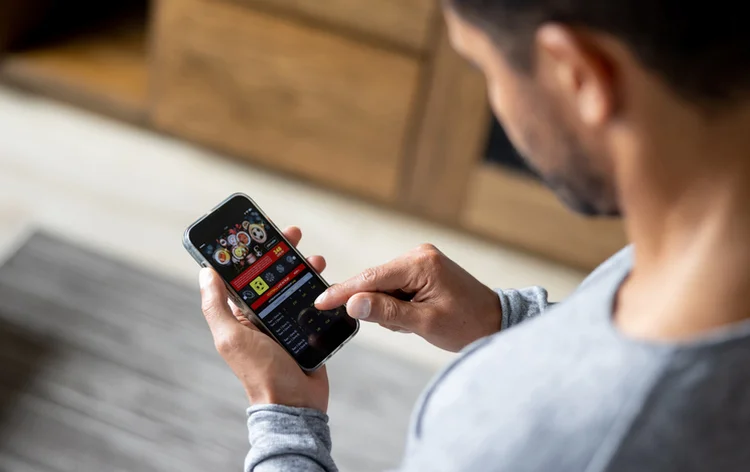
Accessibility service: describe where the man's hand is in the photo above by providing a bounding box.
[199,226,329,411]
[315,244,502,352]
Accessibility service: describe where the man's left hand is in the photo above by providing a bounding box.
[198,226,329,412]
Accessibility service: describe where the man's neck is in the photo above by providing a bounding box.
[614,105,750,341]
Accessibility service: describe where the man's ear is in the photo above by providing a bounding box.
[535,24,617,126]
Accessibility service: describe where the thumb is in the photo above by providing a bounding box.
[346,292,419,330]
[199,268,240,335]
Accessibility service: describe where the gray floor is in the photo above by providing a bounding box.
[0,233,434,472]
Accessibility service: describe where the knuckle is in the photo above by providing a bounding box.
[214,329,242,355]
[380,300,399,324]
[358,267,380,285]
[417,243,439,254]
[417,244,443,268]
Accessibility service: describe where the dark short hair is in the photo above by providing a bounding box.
[447,0,750,105]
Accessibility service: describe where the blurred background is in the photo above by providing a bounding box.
[0,1,624,471]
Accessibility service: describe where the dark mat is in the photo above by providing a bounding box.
[0,233,435,472]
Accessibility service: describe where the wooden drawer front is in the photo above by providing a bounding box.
[152,0,421,202]
[228,0,437,52]
[462,165,627,270]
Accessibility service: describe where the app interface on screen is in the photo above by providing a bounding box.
[199,206,344,355]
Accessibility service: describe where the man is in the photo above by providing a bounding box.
[197,0,750,470]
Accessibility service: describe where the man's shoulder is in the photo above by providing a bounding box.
[409,311,665,471]
[579,245,634,291]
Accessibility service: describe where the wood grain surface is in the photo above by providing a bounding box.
[152,0,421,203]
[462,164,627,270]
[0,23,149,124]
[403,23,490,222]
[0,233,433,472]
[224,0,437,53]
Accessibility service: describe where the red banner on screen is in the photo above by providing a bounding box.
[251,263,306,311]
[230,242,290,291]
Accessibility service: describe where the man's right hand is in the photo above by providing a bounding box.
[314,244,503,352]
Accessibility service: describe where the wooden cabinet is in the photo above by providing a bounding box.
[0,0,626,269]
[229,0,437,52]
[0,1,150,122]
[404,26,626,268]
[461,165,627,269]
[152,0,421,202]
[403,26,490,221]
[0,1,50,52]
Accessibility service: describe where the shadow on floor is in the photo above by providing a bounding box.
[0,316,58,440]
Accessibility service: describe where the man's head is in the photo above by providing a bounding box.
[444,0,750,216]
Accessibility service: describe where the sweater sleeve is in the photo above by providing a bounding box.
[245,405,337,472]
[496,287,552,330]
[242,287,553,471]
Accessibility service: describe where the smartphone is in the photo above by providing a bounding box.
[183,193,358,371]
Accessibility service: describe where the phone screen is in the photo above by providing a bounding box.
[187,195,357,369]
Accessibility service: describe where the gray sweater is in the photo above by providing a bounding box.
[243,247,750,471]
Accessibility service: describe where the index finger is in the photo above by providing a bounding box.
[314,259,413,310]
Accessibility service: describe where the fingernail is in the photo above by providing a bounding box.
[347,297,371,320]
[314,291,328,306]
[199,268,213,288]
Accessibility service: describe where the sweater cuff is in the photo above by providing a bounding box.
[496,286,550,330]
[245,405,336,471]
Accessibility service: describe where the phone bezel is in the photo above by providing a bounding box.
[183,192,358,372]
